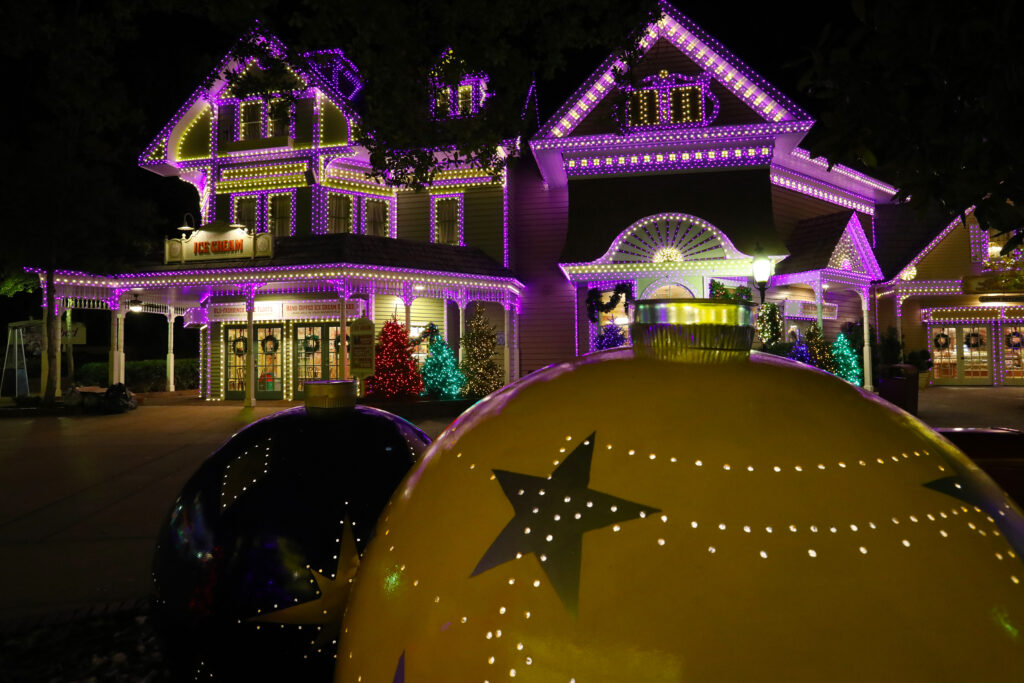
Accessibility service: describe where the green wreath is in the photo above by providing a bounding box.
[260,335,279,354]
[965,332,984,349]
[585,283,633,324]
[1007,331,1024,349]
[232,337,248,357]
[933,333,950,350]
[302,334,320,355]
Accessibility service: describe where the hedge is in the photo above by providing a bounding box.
[76,358,199,392]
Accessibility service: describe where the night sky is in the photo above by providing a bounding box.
[1,1,856,364]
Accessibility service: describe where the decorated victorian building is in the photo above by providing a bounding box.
[37,3,913,402]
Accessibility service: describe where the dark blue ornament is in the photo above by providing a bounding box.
[152,404,429,683]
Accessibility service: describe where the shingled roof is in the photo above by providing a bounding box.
[774,211,853,275]
[127,234,515,279]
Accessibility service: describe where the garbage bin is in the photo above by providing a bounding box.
[876,363,919,415]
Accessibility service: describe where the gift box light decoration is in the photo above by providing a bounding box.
[336,299,1024,682]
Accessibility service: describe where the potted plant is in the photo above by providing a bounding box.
[905,349,934,388]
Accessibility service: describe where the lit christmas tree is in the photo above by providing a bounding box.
[365,317,423,399]
[831,332,863,386]
[755,302,782,345]
[420,323,466,399]
[805,322,838,374]
[788,340,812,364]
[594,323,627,350]
[459,304,505,398]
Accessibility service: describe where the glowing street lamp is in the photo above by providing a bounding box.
[128,295,144,313]
[752,249,771,305]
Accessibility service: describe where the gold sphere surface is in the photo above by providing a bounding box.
[338,350,1024,682]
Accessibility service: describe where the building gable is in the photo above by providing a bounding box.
[537,3,812,142]
[139,25,360,173]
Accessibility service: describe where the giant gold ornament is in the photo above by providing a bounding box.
[337,300,1024,682]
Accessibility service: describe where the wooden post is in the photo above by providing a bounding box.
[503,306,511,384]
[166,309,176,392]
[861,291,874,392]
[245,299,256,408]
[338,290,348,379]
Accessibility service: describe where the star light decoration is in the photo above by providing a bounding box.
[251,518,361,651]
[471,432,660,616]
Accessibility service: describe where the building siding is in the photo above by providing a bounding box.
[509,156,575,373]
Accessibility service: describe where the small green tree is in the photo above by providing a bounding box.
[805,323,838,374]
[831,332,863,386]
[459,304,504,398]
[755,303,782,345]
[420,323,466,399]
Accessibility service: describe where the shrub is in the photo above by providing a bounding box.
[75,358,199,391]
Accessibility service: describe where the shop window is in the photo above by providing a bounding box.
[327,193,352,234]
[365,199,389,237]
[433,197,461,245]
[269,194,292,237]
[234,196,258,231]
[239,102,262,140]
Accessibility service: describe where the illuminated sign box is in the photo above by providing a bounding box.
[165,227,273,264]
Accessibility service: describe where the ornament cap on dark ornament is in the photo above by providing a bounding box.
[630,298,755,363]
[304,379,357,416]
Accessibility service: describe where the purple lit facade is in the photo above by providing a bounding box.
[38,2,993,400]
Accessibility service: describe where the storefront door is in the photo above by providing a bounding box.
[930,325,993,386]
[255,326,284,399]
[225,327,249,400]
[1003,324,1024,385]
[293,323,347,397]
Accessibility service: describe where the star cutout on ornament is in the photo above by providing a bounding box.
[472,432,660,616]
[924,461,1024,563]
[392,652,405,682]
[250,517,360,650]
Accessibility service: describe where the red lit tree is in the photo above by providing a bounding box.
[365,318,423,399]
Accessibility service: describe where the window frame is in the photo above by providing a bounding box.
[267,192,296,237]
[326,191,354,235]
[362,197,393,238]
[430,193,465,246]
[623,72,715,131]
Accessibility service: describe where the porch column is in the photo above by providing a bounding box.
[338,289,348,379]
[108,308,119,386]
[895,295,904,362]
[404,302,412,332]
[860,289,874,392]
[503,305,511,384]
[166,308,176,392]
[510,304,519,382]
[815,275,824,331]
[245,295,256,408]
[117,308,126,386]
[457,293,468,364]
[41,308,61,397]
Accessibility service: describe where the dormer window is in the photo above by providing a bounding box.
[269,99,290,137]
[240,102,262,139]
[433,76,489,118]
[624,71,718,130]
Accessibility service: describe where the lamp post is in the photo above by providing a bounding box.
[752,252,771,305]
[177,213,195,264]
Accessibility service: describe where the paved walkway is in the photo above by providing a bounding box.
[0,386,1021,624]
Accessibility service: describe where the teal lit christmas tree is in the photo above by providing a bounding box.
[594,323,627,350]
[805,322,838,374]
[831,332,863,386]
[459,304,504,398]
[755,302,782,345]
[420,323,466,399]
[365,318,423,399]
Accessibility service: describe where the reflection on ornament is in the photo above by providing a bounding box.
[153,401,429,682]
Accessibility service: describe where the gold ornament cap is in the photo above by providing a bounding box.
[303,380,357,417]
[630,298,754,363]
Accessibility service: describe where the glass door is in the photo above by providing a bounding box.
[931,327,958,384]
[960,325,991,385]
[255,326,284,399]
[930,325,993,385]
[225,327,248,399]
[1003,324,1024,385]
[293,323,348,398]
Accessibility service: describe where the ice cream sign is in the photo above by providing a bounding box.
[165,226,274,263]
